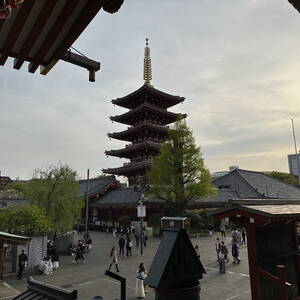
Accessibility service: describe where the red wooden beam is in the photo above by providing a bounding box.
[51,0,104,63]
[14,0,58,70]
[245,224,260,300]
[28,0,81,73]
[292,223,300,295]
[0,0,35,65]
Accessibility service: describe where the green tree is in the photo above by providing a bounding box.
[267,171,299,186]
[147,118,215,216]
[10,163,83,234]
[0,205,51,235]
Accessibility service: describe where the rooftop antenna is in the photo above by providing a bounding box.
[144,38,152,86]
[291,119,300,185]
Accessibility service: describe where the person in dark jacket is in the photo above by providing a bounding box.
[118,236,125,256]
[231,240,240,263]
[17,250,28,279]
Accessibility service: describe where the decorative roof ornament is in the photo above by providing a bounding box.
[143,38,152,86]
[0,0,24,19]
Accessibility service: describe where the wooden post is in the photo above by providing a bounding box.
[277,265,288,300]
[245,224,260,300]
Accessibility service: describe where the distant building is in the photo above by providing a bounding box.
[211,166,239,179]
[0,176,12,191]
[288,153,300,177]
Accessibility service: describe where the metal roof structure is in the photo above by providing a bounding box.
[145,228,205,289]
[13,277,77,300]
[0,231,30,244]
[0,0,124,81]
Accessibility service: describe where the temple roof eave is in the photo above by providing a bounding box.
[111,84,185,109]
[105,141,161,158]
[108,122,169,141]
[110,104,184,125]
[103,160,152,176]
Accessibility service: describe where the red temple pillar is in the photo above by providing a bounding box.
[292,222,300,295]
[245,223,260,300]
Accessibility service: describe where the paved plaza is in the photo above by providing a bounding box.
[3,231,251,300]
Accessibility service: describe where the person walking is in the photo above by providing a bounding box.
[220,224,226,238]
[126,238,133,257]
[135,262,148,298]
[231,239,241,263]
[134,232,140,247]
[74,244,85,263]
[241,229,246,245]
[143,233,148,247]
[215,237,221,261]
[17,250,28,279]
[220,241,229,263]
[119,236,125,256]
[108,247,119,272]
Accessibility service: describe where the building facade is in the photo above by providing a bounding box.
[288,153,300,177]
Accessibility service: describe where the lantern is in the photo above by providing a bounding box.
[0,0,24,19]
[0,0,11,19]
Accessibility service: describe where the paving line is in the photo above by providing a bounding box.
[204,266,249,277]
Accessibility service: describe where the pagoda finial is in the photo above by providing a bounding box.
[144,38,152,86]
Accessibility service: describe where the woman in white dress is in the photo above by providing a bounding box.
[135,263,148,298]
[39,257,53,275]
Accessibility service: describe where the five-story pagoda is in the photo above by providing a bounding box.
[103,39,186,185]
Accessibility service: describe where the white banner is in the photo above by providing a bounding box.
[137,204,146,218]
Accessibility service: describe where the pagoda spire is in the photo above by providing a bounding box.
[143,38,152,86]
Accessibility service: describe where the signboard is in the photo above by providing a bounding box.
[137,204,146,218]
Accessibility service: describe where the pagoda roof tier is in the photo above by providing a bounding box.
[103,160,152,177]
[108,121,169,142]
[105,141,161,159]
[111,103,185,126]
[112,84,185,109]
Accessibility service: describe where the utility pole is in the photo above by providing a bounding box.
[85,169,90,238]
[291,119,300,185]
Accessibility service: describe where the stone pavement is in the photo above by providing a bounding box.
[2,231,251,300]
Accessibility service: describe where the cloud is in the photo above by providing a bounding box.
[1,1,300,181]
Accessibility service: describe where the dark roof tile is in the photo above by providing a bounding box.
[79,175,117,197]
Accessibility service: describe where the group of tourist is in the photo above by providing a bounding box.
[214,228,247,273]
[113,226,132,237]
[117,231,147,258]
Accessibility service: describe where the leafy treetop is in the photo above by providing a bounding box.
[147,118,215,216]
[10,163,84,234]
[0,205,51,235]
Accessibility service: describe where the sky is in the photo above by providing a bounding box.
[1,0,300,181]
